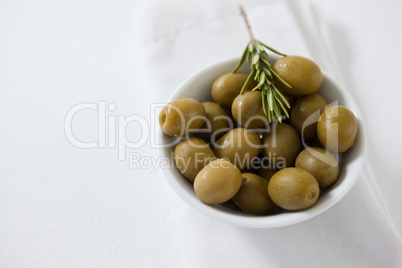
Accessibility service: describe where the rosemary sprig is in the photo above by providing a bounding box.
[233,6,292,123]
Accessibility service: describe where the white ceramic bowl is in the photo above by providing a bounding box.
[158,55,367,228]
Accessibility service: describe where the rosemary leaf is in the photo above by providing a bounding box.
[252,72,265,91]
[233,46,248,73]
[240,69,256,94]
[274,94,290,118]
[268,87,274,111]
[258,41,287,57]
[268,110,273,123]
[272,85,291,108]
[261,57,271,68]
[252,53,260,65]
[254,69,260,80]
[271,68,292,89]
[273,101,282,123]
[261,86,268,114]
[264,66,273,80]
[248,42,254,52]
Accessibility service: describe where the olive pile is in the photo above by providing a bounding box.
[159,55,358,215]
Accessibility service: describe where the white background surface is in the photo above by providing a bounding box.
[1,0,401,267]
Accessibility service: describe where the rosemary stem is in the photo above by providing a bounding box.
[239,6,257,50]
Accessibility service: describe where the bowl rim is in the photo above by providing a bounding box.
[157,56,367,228]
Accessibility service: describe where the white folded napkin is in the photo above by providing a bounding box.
[136,0,402,266]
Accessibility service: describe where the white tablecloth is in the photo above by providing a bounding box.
[1,0,401,267]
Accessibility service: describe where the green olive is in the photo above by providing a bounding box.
[159,98,205,137]
[233,173,277,215]
[212,72,256,107]
[214,128,261,170]
[268,167,320,210]
[232,91,269,129]
[273,56,323,95]
[194,158,242,204]
[291,94,328,140]
[174,137,215,182]
[295,147,339,188]
[196,101,232,142]
[262,123,301,168]
[317,105,358,153]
